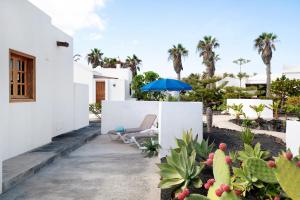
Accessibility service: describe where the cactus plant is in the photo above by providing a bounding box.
[273,154,300,200]
[245,158,278,183]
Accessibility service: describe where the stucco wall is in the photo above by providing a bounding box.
[227,99,273,119]
[101,101,159,134]
[74,84,89,130]
[159,102,203,157]
[286,120,300,156]
[0,0,79,160]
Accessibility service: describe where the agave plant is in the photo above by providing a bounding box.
[158,147,204,194]
[141,137,160,157]
[250,104,265,119]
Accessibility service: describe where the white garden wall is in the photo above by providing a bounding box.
[101,101,203,158]
[286,121,300,156]
[101,101,159,134]
[159,102,203,157]
[227,99,273,119]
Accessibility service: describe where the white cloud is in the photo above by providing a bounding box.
[28,0,106,36]
[132,40,139,45]
[88,32,103,40]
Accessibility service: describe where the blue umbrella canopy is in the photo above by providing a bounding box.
[141,78,192,92]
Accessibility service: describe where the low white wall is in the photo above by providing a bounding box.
[227,99,273,119]
[101,101,159,134]
[159,102,203,157]
[286,120,300,156]
[73,83,89,130]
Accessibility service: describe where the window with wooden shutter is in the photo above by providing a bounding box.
[9,49,36,102]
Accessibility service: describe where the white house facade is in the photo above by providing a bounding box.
[0,0,89,192]
[74,62,133,103]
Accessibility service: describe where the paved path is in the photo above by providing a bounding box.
[204,115,286,142]
[0,135,160,200]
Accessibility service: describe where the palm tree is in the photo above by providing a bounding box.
[233,58,251,88]
[102,57,118,68]
[123,54,142,77]
[87,48,104,68]
[197,36,220,79]
[254,32,278,97]
[168,44,188,80]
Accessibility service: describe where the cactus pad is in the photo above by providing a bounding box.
[274,155,300,200]
[245,158,277,183]
[213,149,230,185]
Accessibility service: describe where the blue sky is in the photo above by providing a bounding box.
[71,0,300,78]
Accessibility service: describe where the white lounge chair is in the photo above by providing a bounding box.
[107,114,157,143]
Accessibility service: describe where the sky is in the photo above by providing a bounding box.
[29,0,300,78]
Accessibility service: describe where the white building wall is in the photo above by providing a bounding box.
[227,99,273,119]
[74,84,89,130]
[0,0,85,160]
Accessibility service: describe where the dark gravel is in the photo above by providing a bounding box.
[161,127,286,200]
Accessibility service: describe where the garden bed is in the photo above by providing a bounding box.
[229,118,286,133]
[161,127,286,200]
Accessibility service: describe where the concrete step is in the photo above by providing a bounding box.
[2,125,101,193]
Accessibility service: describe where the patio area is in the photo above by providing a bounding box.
[0,135,160,200]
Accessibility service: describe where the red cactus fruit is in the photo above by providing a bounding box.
[205,158,213,166]
[207,178,215,185]
[297,161,300,168]
[215,188,223,197]
[234,189,242,196]
[267,160,276,168]
[208,152,215,159]
[219,143,227,151]
[182,188,190,197]
[177,192,185,200]
[274,196,280,200]
[204,183,211,190]
[285,151,293,160]
[225,156,232,165]
[221,184,230,192]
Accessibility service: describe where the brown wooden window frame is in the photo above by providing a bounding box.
[9,49,36,103]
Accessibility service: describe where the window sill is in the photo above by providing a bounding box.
[10,98,36,103]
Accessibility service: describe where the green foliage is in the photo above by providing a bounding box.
[175,130,214,161]
[245,158,278,183]
[222,86,256,99]
[241,118,253,128]
[249,104,265,119]
[228,103,244,120]
[158,147,204,191]
[240,128,254,146]
[89,103,101,119]
[273,154,300,199]
[271,75,300,104]
[237,143,270,162]
[141,138,160,157]
[266,100,280,120]
[181,73,225,107]
[131,71,165,101]
[195,138,215,161]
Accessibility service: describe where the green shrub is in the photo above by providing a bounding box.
[240,128,254,146]
[141,137,160,157]
[249,104,265,119]
[228,103,244,120]
[89,103,101,119]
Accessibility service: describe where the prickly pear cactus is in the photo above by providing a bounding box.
[273,155,300,200]
[207,150,240,200]
[245,158,278,183]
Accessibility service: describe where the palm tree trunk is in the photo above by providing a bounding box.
[177,72,181,80]
[266,63,271,98]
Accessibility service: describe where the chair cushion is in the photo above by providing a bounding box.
[115,127,125,133]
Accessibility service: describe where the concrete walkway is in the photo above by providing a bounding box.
[0,135,160,200]
[204,115,286,142]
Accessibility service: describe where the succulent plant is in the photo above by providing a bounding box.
[158,147,203,192]
[245,158,278,183]
[273,154,300,200]
[237,143,270,162]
